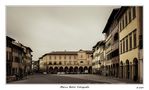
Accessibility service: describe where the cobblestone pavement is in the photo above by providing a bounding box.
[8,74,138,84]
[58,74,137,84]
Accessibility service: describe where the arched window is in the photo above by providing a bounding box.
[59,62,62,65]
[54,62,56,65]
[80,61,83,63]
[49,62,52,65]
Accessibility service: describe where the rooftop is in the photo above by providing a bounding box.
[40,50,93,59]
[102,8,120,33]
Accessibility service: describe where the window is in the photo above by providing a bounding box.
[120,41,122,54]
[126,36,128,52]
[124,15,126,27]
[139,35,143,49]
[125,13,128,26]
[114,33,118,41]
[119,22,121,31]
[128,9,131,23]
[54,56,56,60]
[49,62,52,65]
[132,7,136,19]
[59,62,62,65]
[129,33,132,50]
[121,20,122,31]
[121,19,124,30]
[6,51,9,60]
[80,61,83,63]
[54,62,56,65]
[69,56,71,59]
[112,49,119,57]
[49,56,51,60]
[123,38,125,53]
[133,30,137,48]
[7,52,12,61]
[123,17,125,29]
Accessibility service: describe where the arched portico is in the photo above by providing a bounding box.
[74,67,78,74]
[53,67,58,74]
[49,67,53,74]
[69,67,73,74]
[59,67,63,72]
[133,58,138,81]
[88,66,92,74]
[126,60,130,79]
[79,67,84,74]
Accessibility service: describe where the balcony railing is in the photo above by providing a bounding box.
[111,41,119,50]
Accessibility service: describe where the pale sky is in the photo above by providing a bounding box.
[6,6,120,61]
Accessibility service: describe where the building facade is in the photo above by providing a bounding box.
[32,60,39,73]
[102,9,120,77]
[39,50,93,74]
[23,46,33,75]
[115,6,143,82]
[92,41,105,75]
[6,36,33,82]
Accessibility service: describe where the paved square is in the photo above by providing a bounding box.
[8,74,137,84]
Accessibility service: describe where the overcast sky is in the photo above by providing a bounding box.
[6,6,120,60]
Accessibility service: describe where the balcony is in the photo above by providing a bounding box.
[112,41,119,50]
[106,46,112,54]
[108,56,119,64]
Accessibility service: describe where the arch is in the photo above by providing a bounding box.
[53,67,58,74]
[126,60,130,79]
[116,63,119,77]
[88,66,92,74]
[49,62,52,65]
[54,62,57,65]
[110,64,112,76]
[79,67,84,74]
[84,66,88,74]
[120,61,123,78]
[108,65,110,76]
[59,67,63,72]
[84,66,88,70]
[74,67,79,74]
[120,61,123,65]
[113,64,115,76]
[133,58,138,81]
[59,62,62,65]
[64,67,68,74]
[49,67,53,74]
[69,67,73,74]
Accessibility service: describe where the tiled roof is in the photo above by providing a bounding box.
[85,50,93,54]
[40,50,93,58]
[47,51,78,55]
[102,8,120,33]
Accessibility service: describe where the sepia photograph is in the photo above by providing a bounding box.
[6,5,143,85]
